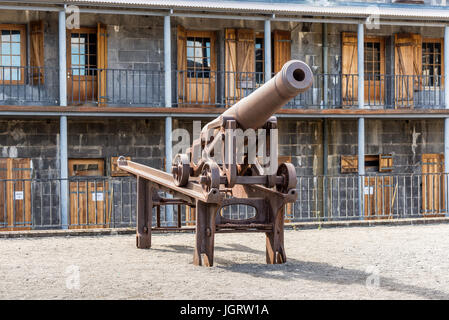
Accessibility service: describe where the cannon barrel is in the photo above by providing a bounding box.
[221,60,313,130]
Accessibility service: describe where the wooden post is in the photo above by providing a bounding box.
[136,177,153,249]
[193,200,219,267]
[266,203,286,264]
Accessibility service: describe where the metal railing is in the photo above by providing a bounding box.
[0,173,447,231]
[176,71,445,110]
[67,68,164,107]
[0,67,444,110]
[0,66,59,105]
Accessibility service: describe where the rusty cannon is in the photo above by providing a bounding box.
[117,60,313,266]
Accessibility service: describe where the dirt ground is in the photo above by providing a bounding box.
[1,224,449,300]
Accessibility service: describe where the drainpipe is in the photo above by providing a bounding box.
[322,23,328,109]
[164,14,174,225]
[59,8,68,229]
[264,19,271,81]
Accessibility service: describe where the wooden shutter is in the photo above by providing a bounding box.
[379,154,393,172]
[341,32,358,107]
[341,155,358,173]
[273,30,291,73]
[177,26,187,104]
[225,29,238,106]
[394,33,422,108]
[236,29,255,91]
[111,156,131,177]
[225,29,255,106]
[97,23,108,106]
[30,21,45,85]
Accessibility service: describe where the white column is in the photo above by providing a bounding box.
[59,9,68,229]
[264,19,271,81]
[444,26,449,216]
[358,117,365,219]
[357,23,364,109]
[164,15,174,225]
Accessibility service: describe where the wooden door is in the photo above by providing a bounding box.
[67,27,98,105]
[68,159,109,229]
[0,158,32,231]
[178,29,216,106]
[394,33,422,108]
[364,37,385,106]
[422,154,445,216]
[364,176,393,219]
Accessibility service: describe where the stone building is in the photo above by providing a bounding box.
[1,0,449,229]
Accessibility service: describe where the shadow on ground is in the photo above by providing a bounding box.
[152,243,449,300]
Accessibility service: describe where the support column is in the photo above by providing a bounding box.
[445,118,449,216]
[322,23,328,109]
[445,26,449,110]
[323,119,328,218]
[264,19,272,81]
[358,117,365,219]
[59,9,68,229]
[164,15,174,224]
[357,23,364,109]
[444,26,449,216]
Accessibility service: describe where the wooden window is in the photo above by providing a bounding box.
[255,35,264,85]
[341,154,393,173]
[422,39,444,88]
[177,28,216,106]
[364,41,382,81]
[70,30,97,76]
[68,158,104,177]
[186,36,211,79]
[0,24,26,84]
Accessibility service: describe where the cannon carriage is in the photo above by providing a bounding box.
[118,60,313,266]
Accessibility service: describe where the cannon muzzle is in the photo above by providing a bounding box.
[221,59,313,129]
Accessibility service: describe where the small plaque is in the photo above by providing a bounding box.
[14,191,24,200]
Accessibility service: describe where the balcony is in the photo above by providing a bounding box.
[0,66,445,111]
[176,71,445,110]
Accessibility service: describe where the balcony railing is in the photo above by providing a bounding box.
[176,70,446,110]
[0,66,59,105]
[0,173,447,231]
[0,67,444,110]
[67,68,164,107]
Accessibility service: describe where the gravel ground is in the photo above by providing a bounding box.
[1,224,449,300]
